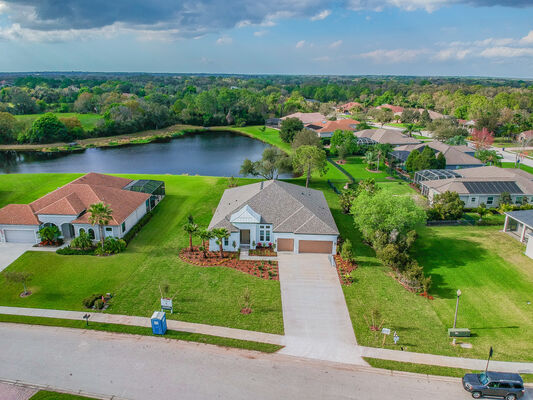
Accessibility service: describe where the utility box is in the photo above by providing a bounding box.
[448,328,471,337]
[151,311,167,335]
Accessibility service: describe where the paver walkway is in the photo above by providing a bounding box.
[0,306,284,346]
[0,382,36,400]
[276,253,365,365]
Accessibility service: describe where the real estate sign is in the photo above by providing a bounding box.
[161,298,173,314]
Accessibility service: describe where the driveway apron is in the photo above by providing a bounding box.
[277,253,365,365]
[0,243,34,272]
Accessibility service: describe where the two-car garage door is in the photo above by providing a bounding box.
[3,229,36,243]
[277,238,334,254]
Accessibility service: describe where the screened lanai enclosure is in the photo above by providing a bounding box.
[414,169,462,184]
[123,179,166,210]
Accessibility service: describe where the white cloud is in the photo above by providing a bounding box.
[216,36,232,45]
[0,22,119,42]
[295,40,306,48]
[521,30,533,44]
[329,39,343,48]
[359,48,427,63]
[253,30,268,37]
[313,56,331,62]
[347,0,446,12]
[480,46,533,58]
[310,9,331,21]
[433,48,471,61]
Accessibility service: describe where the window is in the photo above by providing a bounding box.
[88,229,95,239]
[266,231,271,241]
[146,200,150,212]
[515,196,523,204]
[470,197,476,203]
[487,196,494,205]
[224,238,229,246]
[122,222,126,233]
[79,228,85,236]
[106,227,112,232]
[499,383,511,389]
[260,230,265,241]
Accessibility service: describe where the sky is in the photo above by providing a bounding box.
[0,0,532,78]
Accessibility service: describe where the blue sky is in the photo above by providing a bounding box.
[0,1,532,78]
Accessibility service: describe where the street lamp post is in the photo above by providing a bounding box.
[452,289,461,345]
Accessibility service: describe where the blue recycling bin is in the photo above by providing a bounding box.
[151,311,167,335]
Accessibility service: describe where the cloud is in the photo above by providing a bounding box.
[433,48,471,61]
[347,0,532,12]
[521,30,533,44]
[253,30,268,37]
[313,56,331,62]
[480,46,533,58]
[296,40,306,48]
[359,48,428,63]
[310,9,331,21]
[216,36,232,45]
[329,40,343,48]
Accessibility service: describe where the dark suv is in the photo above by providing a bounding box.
[462,371,525,399]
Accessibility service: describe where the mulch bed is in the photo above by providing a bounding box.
[179,247,279,281]
[249,247,277,257]
[334,255,357,285]
[335,159,347,165]
[365,168,383,173]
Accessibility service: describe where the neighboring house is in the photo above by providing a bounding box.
[0,173,165,244]
[458,119,476,133]
[281,112,326,125]
[503,211,533,260]
[336,102,362,113]
[416,109,447,120]
[418,166,533,208]
[390,141,482,170]
[265,118,281,127]
[354,129,421,146]
[518,130,533,143]
[208,180,339,254]
[305,118,360,138]
[376,104,404,115]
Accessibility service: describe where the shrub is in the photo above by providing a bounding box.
[340,239,355,262]
[103,237,126,254]
[57,247,95,256]
[70,231,93,250]
[123,212,153,244]
[429,191,464,221]
[38,225,61,243]
[83,294,103,309]
[94,299,105,310]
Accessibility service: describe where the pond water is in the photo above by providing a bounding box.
[0,131,283,177]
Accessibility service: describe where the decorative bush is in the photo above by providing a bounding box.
[57,247,95,256]
[38,225,62,245]
[82,294,103,309]
[340,239,355,263]
[99,237,126,254]
[70,231,93,250]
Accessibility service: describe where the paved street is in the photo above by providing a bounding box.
[277,253,364,365]
[0,323,498,400]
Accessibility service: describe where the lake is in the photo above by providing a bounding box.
[0,131,283,177]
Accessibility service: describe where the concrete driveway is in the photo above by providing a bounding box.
[0,243,34,272]
[277,253,364,365]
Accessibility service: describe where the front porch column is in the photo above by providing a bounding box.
[503,215,509,232]
[521,223,527,243]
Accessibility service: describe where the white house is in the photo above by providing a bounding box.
[208,180,339,254]
[0,173,165,244]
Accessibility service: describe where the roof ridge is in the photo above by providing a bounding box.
[274,204,305,230]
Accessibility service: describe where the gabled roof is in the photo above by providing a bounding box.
[355,129,420,145]
[36,192,86,216]
[338,102,362,111]
[208,180,339,235]
[392,141,483,166]
[230,205,261,223]
[0,204,40,226]
[505,210,533,228]
[377,104,404,113]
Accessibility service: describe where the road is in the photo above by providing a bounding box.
[3,324,530,400]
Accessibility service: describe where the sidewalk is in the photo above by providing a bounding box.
[1,305,533,373]
[0,306,284,346]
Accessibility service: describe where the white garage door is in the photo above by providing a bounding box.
[4,229,36,243]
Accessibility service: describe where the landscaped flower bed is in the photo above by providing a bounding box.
[179,247,279,281]
[334,255,357,285]
[249,246,277,257]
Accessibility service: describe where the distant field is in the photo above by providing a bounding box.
[15,113,103,130]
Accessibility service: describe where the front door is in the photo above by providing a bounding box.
[240,230,250,244]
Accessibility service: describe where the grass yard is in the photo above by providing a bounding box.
[15,113,103,131]
[334,156,390,182]
[502,162,533,175]
[0,174,283,334]
[30,391,96,400]
[221,126,293,154]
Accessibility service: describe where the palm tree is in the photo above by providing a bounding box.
[364,150,377,171]
[88,202,113,250]
[403,123,420,138]
[183,222,199,252]
[198,228,214,258]
[212,228,230,258]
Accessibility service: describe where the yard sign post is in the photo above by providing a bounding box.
[381,328,391,347]
[161,298,173,314]
[485,347,493,373]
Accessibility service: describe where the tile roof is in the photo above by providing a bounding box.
[0,204,40,225]
[377,104,404,113]
[0,173,151,227]
[338,102,362,111]
[307,118,360,133]
[355,129,421,145]
[208,180,339,236]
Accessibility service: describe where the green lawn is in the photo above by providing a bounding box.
[334,156,390,182]
[15,113,103,131]
[502,162,533,175]
[30,391,95,400]
[221,126,292,154]
[0,174,283,334]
